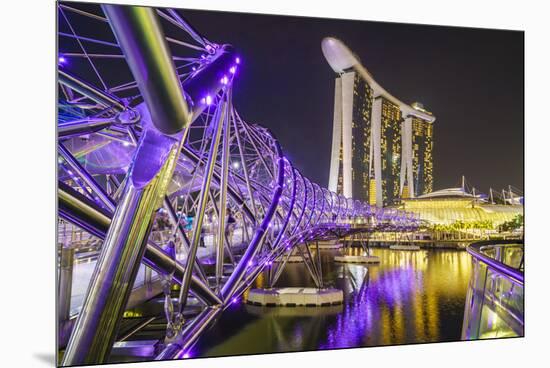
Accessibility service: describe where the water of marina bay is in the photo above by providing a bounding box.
[194,247,473,357]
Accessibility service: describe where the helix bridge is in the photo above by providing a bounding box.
[56,3,421,365]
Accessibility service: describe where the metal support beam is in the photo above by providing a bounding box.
[221,137,285,301]
[209,190,236,267]
[163,196,208,283]
[58,143,115,212]
[62,5,191,364]
[58,69,125,111]
[216,95,231,287]
[176,98,227,316]
[62,132,183,365]
[58,246,75,323]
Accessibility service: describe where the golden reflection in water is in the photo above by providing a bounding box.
[196,248,473,357]
[321,248,473,348]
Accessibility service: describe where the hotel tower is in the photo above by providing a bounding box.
[322,37,435,207]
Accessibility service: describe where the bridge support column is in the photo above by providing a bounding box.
[335,231,380,263]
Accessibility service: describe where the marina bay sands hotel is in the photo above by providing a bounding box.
[322,37,435,207]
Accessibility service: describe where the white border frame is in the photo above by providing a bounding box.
[2,0,547,367]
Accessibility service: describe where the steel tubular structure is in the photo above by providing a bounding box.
[56,3,421,364]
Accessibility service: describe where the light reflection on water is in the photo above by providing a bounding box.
[194,248,472,357]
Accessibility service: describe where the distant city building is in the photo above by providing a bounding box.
[322,37,435,207]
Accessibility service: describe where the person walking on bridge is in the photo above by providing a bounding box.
[225,209,237,246]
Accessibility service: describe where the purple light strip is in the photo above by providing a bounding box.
[271,160,298,249]
[221,129,285,301]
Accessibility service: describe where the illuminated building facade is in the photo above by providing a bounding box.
[412,115,434,195]
[329,72,374,201]
[352,75,374,203]
[401,103,434,198]
[323,37,435,207]
[399,188,523,226]
[379,97,402,205]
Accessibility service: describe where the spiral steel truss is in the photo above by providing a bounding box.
[56,3,421,364]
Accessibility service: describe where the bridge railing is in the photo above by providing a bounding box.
[461,240,524,340]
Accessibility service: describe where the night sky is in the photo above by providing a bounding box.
[180,8,524,193]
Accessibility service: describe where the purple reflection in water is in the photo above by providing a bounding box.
[320,254,425,350]
[194,250,469,357]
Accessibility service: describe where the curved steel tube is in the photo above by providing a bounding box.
[466,239,524,285]
[103,5,190,135]
[58,69,125,111]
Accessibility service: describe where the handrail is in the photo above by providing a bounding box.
[466,239,524,285]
